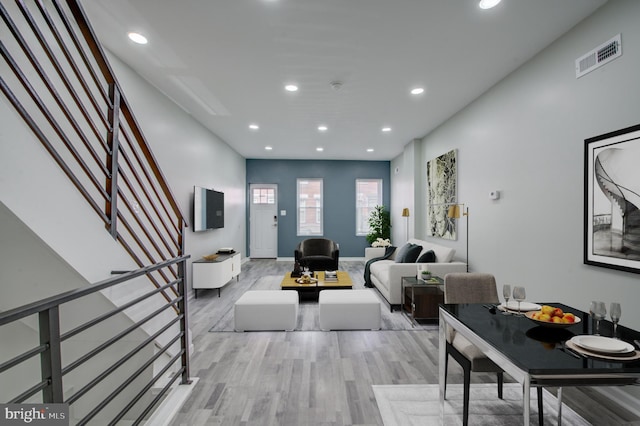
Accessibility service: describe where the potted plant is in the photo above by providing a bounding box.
[366,205,391,245]
[371,238,391,248]
[420,269,432,281]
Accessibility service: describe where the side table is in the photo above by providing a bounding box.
[401,275,444,327]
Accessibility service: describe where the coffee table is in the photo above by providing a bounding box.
[281,271,352,299]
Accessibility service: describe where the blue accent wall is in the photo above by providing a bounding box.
[246,159,390,257]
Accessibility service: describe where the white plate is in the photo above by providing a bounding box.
[500,301,542,312]
[571,335,635,354]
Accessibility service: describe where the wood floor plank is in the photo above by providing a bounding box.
[170,259,640,425]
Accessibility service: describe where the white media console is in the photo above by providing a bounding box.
[192,251,241,298]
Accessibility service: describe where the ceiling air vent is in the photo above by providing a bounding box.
[575,34,622,78]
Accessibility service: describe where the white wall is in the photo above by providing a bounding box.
[404,0,640,328]
[105,53,247,289]
[391,139,420,245]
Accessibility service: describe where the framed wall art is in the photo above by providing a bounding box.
[427,149,457,240]
[584,123,640,274]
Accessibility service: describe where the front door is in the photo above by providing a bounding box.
[249,184,278,258]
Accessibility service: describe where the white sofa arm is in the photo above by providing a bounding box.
[365,247,386,261]
[386,263,424,305]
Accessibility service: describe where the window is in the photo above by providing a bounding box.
[356,179,382,236]
[252,188,275,204]
[297,179,323,235]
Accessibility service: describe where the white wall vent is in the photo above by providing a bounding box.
[575,34,622,78]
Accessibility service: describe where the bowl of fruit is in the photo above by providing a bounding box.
[525,305,581,329]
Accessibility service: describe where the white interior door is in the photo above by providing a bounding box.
[249,184,278,258]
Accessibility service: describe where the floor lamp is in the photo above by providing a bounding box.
[402,208,410,241]
[447,204,469,272]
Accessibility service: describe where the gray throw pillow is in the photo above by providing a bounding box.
[395,243,423,263]
[394,243,412,263]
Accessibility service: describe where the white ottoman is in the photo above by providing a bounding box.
[234,290,298,332]
[319,289,381,331]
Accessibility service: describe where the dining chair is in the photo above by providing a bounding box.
[443,272,543,426]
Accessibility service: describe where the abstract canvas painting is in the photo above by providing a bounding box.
[427,149,457,240]
[584,124,640,274]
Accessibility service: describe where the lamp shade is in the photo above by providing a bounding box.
[402,208,410,217]
[447,205,461,219]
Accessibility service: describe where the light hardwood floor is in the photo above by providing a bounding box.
[170,260,640,425]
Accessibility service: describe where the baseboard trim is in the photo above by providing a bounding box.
[144,377,200,426]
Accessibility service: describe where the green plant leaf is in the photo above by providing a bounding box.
[366,205,391,244]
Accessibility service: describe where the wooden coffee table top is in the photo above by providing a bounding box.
[280,271,353,289]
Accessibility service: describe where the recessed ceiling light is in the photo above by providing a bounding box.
[316,147,324,152]
[285,84,299,92]
[382,127,392,132]
[367,148,374,153]
[479,0,501,9]
[127,32,148,45]
[318,125,328,132]
[265,146,273,151]
[411,87,425,95]
[249,124,259,130]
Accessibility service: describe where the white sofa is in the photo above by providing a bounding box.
[365,238,467,310]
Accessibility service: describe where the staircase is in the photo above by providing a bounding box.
[594,148,640,252]
[0,0,192,424]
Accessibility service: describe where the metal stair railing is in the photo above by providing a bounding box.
[0,256,191,425]
[0,0,188,305]
[1,0,193,422]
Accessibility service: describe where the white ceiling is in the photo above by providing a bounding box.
[81,0,607,161]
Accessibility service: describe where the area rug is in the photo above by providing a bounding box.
[372,383,590,426]
[209,275,436,332]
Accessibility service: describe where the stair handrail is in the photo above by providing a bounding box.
[0,255,191,424]
[1,0,188,302]
[1,1,195,422]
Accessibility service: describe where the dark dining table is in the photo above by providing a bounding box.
[438,303,640,425]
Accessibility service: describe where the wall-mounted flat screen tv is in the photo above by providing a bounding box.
[193,186,224,231]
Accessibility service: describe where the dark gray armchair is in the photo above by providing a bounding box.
[294,238,339,271]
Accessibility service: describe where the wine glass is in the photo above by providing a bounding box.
[592,301,606,335]
[502,285,511,314]
[610,302,622,338]
[512,286,526,314]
